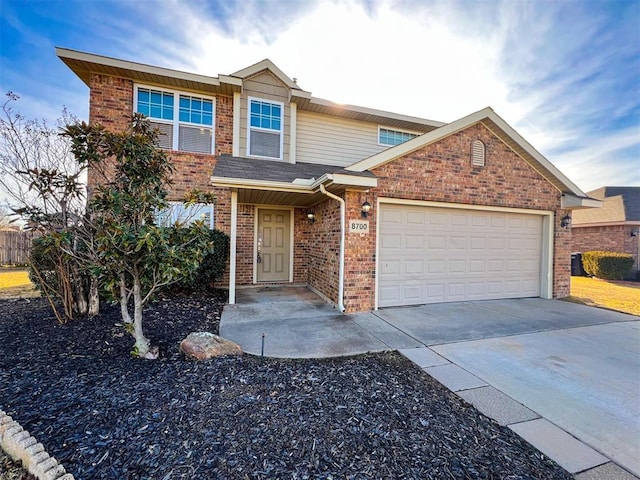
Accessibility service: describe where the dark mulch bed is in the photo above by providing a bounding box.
[0,294,573,480]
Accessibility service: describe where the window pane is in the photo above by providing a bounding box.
[202,113,212,125]
[180,97,190,108]
[179,110,189,122]
[272,105,281,117]
[261,103,270,115]
[164,94,173,107]
[151,106,162,118]
[251,116,260,128]
[192,112,201,124]
[203,101,212,113]
[138,89,149,103]
[261,117,270,129]
[192,99,201,111]
[250,101,260,114]
[151,92,162,104]
[272,119,281,130]
[138,104,150,116]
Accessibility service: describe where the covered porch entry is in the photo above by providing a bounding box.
[211,155,377,308]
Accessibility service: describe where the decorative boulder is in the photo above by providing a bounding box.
[180,332,242,360]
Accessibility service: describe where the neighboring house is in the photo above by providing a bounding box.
[572,186,640,278]
[57,47,599,313]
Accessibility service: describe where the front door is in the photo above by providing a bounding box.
[257,209,291,282]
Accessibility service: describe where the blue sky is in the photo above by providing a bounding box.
[1,0,638,192]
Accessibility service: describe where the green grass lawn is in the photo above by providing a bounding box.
[0,268,38,298]
[569,276,640,316]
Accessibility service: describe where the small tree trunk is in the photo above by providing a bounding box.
[131,271,149,357]
[119,273,132,324]
[88,276,99,317]
[72,273,88,318]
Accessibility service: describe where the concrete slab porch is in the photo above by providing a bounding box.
[219,286,421,358]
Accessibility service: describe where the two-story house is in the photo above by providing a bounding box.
[57,47,597,313]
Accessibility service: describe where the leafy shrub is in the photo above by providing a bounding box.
[581,251,634,280]
[174,228,229,292]
[29,233,66,294]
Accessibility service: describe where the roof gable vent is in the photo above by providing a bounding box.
[471,139,486,167]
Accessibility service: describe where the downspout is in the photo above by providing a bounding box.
[319,184,346,312]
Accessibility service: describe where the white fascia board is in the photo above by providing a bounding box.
[347,108,493,172]
[329,173,378,188]
[56,47,227,87]
[210,176,314,194]
[561,194,603,209]
[486,110,586,197]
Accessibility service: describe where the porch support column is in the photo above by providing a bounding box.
[229,190,238,304]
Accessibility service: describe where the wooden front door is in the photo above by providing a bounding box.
[257,209,291,282]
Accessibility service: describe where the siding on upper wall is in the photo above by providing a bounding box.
[239,71,291,161]
[296,111,388,167]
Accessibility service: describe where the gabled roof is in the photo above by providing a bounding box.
[572,186,640,225]
[231,59,303,90]
[347,107,591,203]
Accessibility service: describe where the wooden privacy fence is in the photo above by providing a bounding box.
[0,230,39,265]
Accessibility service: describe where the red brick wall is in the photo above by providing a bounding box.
[340,123,568,312]
[293,208,310,284]
[87,74,233,195]
[343,191,376,312]
[87,73,237,282]
[572,225,639,275]
[236,204,254,285]
[87,74,134,189]
[307,198,341,303]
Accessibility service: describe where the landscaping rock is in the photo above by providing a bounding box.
[179,331,242,360]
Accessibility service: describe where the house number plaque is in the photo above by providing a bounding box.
[349,220,369,233]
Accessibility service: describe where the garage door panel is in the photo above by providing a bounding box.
[405,234,424,249]
[406,211,426,225]
[427,259,445,274]
[379,204,543,307]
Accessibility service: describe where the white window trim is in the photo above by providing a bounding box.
[377,126,421,147]
[134,84,216,154]
[246,96,285,160]
[156,202,215,229]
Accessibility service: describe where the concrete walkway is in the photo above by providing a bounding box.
[220,287,640,479]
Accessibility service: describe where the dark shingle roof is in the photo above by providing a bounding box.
[573,186,640,224]
[212,155,376,183]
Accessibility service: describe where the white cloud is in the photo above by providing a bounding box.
[4,0,636,192]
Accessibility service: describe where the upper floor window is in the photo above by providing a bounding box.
[156,202,214,229]
[135,86,215,154]
[379,127,418,146]
[248,97,283,159]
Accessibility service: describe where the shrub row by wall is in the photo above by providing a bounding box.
[582,251,634,280]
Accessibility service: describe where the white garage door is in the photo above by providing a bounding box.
[378,204,543,307]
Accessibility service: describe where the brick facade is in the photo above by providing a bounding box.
[340,123,570,312]
[85,73,574,312]
[307,198,341,304]
[572,225,639,276]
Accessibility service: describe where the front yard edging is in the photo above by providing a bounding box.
[0,410,74,480]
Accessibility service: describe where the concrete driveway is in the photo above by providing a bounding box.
[221,288,640,478]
